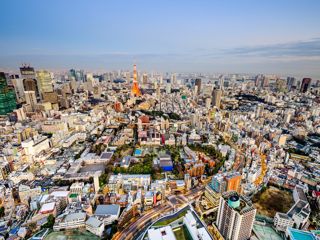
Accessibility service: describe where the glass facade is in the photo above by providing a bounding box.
[0,72,16,115]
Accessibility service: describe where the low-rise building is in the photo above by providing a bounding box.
[94,204,120,225]
[86,216,105,237]
[148,226,176,240]
[53,212,87,231]
[274,212,294,232]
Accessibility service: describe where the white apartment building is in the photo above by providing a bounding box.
[274,212,294,232]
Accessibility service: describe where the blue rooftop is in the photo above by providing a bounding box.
[134,149,142,156]
[9,226,19,235]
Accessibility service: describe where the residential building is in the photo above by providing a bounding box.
[216,191,256,240]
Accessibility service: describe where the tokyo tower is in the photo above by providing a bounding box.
[131,64,141,97]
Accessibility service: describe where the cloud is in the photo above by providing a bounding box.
[222,38,320,58]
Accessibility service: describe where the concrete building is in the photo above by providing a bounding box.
[21,136,50,160]
[24,91,37,111]
[86,216,105,237]
[18,185,41,205]
[211,172,241,193]
[212,89,222,109]
[53,212,86,231]
[148,226,176,240]
[36,70,53,96]
[183,210,211,240]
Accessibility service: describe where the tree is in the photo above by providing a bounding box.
[42,214,55,229]
[28,222,37,232]
[0,207,4,218]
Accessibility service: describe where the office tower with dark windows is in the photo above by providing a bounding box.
[287,77,297,91]
[69,69,84,82]
[216,191,256,240]
[0,72,16,115]
[300,78,312,93]
[20,65,40,98]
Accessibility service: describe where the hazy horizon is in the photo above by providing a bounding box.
[1,0,320,79]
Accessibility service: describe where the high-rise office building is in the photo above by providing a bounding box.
[69,69,85,82]
[300,78,312,93]
[10,74,25,103]
[205,98,211,109]
[254,75,261,87]
[216,191,256,240]
[20,66,40,98]
[261,76,269,88]
[171,73,177,85]
[287,77,296,91]
[195,78,201,95]
[24,91,37,112]
[142,73,148,84]
[0,72,16,115]
[212,88,222,109]
[36,70,54,96]
[255,104,264,118]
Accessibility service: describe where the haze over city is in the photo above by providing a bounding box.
[0,1,320,240]
[1,0,320,78]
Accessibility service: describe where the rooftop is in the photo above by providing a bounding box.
[100,151,113,160]
[40,202,55,213]
[148,226,176,240]
[95,204,120,216]
[86,216,104,228]
[222,191,255,214]
[64,212,86,222]
[253,224,283,240]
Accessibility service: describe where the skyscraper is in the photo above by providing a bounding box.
[261,76,269,88]
[0,72,16,115]
[212,88,222,109]
[195,78,201,95]
[300,78,312,93]
[10,74,25,103]
[69,69,84,82]
[20,66,40,98]
[287,77,296,91]
[216,191,256,240]
[131,64,141,97]
[171,73,177,85]
[36,70,54,96]
[142,73,148,84]
[24,91,37,112]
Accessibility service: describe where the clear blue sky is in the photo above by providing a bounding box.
[1,0,320,78]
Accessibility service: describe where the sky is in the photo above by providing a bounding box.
[0,0,320,78]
